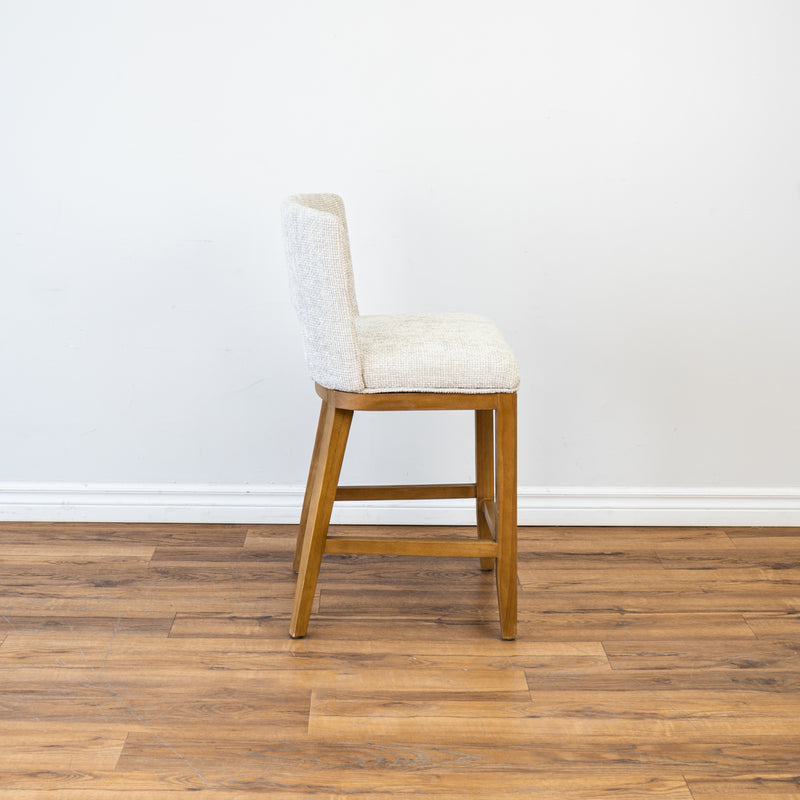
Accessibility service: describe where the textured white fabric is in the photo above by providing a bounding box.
[282,194,519,394]
[356,313,520,393]
[281,194,365,392]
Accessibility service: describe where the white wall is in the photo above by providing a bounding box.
[2,1,799,522]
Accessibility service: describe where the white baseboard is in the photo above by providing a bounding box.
[1,482,800,526]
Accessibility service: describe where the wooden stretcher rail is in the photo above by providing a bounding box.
[316,384,501,411]
[335,484,477,501]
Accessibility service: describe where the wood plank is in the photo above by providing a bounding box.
[0,615,174,636]
[310,689,800,721]
[324,536,497,558]
[517,570,800,612]
[0,676,308,737]
[0,770,695,798]
[0,543,156,564]
[0,731,125,770]
[521,566,783,586]
[523,550,666,569]
[2,632,582,676]
[524,668,800,693]
[686,775,800,799]
[88,665,529,694]
[107,646,606,673]
[658,550,800,570]
[516,612,757,640]
[0,772,211,794]
[727,534,800,551]
[0,736,793,792]
[0,521,798,796]
[309,709,800,743]
[744,611,800,638]
[0,521,248,546]
[0,561,291,582]
[317,586,503,618]
[115,735,800,781]
[0,569,296,598]
[604,639,800,671]
[725,526,800,540]
[0,684,153,729]
[303,556,516,585]
[149,545,292,561]
[516,526,736,551]
[0,634,125,669]
[0,594,288,617]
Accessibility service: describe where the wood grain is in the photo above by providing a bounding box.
[291,389,519,639]
[316,383,499,411]
[290,402,353,637]
[323,536,498,558]
[475,408,495,570]
[494,391,517,639]
[1,521,799,797]
[335,483,478,501]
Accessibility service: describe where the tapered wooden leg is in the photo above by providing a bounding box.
[293,401,328,573]
[289,402,353,638]
[495,393,517,640]
[475,409,495,571]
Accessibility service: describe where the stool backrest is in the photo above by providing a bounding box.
[281,194,365,392]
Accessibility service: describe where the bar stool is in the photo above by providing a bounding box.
[281,194,519,639]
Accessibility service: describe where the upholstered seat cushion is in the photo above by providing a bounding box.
[355,313,519,393]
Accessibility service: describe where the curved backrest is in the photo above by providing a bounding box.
[281,194,365,392]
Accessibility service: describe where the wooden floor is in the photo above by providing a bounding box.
[0,522,799,798]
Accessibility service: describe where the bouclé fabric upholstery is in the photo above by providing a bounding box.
[282,194,519,394]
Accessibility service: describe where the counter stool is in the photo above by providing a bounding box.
[281,194,519,639]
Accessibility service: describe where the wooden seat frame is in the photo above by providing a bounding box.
[290,383,517,640]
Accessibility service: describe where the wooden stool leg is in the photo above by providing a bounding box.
[289,402,353,638]
[495,393,518,640]
[475,409,495,571]
[294,401,328,573]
